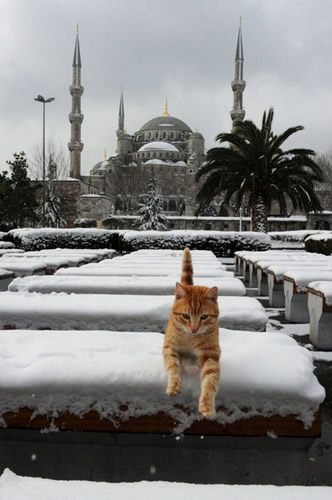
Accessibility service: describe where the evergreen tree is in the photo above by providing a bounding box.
[196,108,323,232]
[38,156,66,227]
[136,177,168,231]
[0,152,38,228]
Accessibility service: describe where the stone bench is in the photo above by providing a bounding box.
[284,271,332,323]
[268,263,332,308]
[0,292,267,331]
[55,265,234,278]
[0,270,15,291]
[0,260,47,278]
[308,281,332,350]
[9,275,246,296]
[0,329,324,437]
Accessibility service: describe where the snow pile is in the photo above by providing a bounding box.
[0,329,324,430]
[119,230,271,256]
[0,292,267,331]
[0,470,331,500]
[307,281,332,305]
[9,275,245,296]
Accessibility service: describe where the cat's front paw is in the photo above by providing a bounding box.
[199,400,216,419]
[166,380,182,396]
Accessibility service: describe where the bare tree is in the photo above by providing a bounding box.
[28,138,70,180]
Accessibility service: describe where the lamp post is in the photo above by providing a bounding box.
[34,95,55,225]
[239,206,243,232]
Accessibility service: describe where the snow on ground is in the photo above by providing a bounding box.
[0,329,324,430]
[0,292,267,331]
[9,275,246,296]
[1,469,332,500]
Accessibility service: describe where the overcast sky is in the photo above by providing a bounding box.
[1,0,332,176]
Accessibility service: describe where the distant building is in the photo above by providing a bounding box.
[65,25,331,232]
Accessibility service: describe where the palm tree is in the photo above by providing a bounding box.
[196,108,324,232]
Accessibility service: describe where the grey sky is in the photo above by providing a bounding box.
[1,0,332,176]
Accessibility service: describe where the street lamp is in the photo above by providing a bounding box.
[34,95,55,225]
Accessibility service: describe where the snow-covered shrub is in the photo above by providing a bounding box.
[119,230,271,256]
[305,232,332,255]
[74,218,97,228]
[269,230,329,243]
[5,228,118,251]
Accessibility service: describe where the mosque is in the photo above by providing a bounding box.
[65,25,247,229]
[65,27,331,232]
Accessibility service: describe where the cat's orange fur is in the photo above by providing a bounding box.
[163,248,221,418]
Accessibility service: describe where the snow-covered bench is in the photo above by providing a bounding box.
[0,260,47,277]
[1,470,331,499]
[9,275,246,296]
[234,251,300,282]
[0,270,15,291]
[284,271,332,323]
[267,263,332,308]
[2,252,95,267]
[0,292,267,331]
[308,281,332,350]
[0,248,24,257]
[55,265,234,278]
[0,329,324,437]
[1,256,79,275]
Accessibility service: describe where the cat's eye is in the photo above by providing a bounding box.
[182,313,190,320]
[200,314,208,320]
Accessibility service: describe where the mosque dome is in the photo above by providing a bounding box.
[139,115,192,133]
[138,141,179,153]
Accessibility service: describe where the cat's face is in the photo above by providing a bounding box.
[172,282,219,336]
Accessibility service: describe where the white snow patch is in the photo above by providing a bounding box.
[1,469,331,500]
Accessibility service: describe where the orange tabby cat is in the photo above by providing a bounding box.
[163,248,221,418]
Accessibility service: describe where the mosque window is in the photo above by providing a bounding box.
[163,200,168,211]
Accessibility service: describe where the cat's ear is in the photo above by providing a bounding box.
[175,282,187,299]
[206,286,218,302]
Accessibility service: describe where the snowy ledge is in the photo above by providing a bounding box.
[1,469,332,499]
[0,330,325,434]
[0,292,267,332]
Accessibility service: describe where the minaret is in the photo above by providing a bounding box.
[116,87,125,137]
[230,19,246,127]
[68,27,84,178]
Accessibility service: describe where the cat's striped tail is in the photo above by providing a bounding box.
[180,247,193,285]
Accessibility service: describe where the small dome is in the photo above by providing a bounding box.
[144,159,166,165]
[175,160,187,166]
[139,115,192,133]
[92,160,109,171]
[138,141,180,153]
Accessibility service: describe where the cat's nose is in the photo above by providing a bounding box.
[191,327,198,334]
